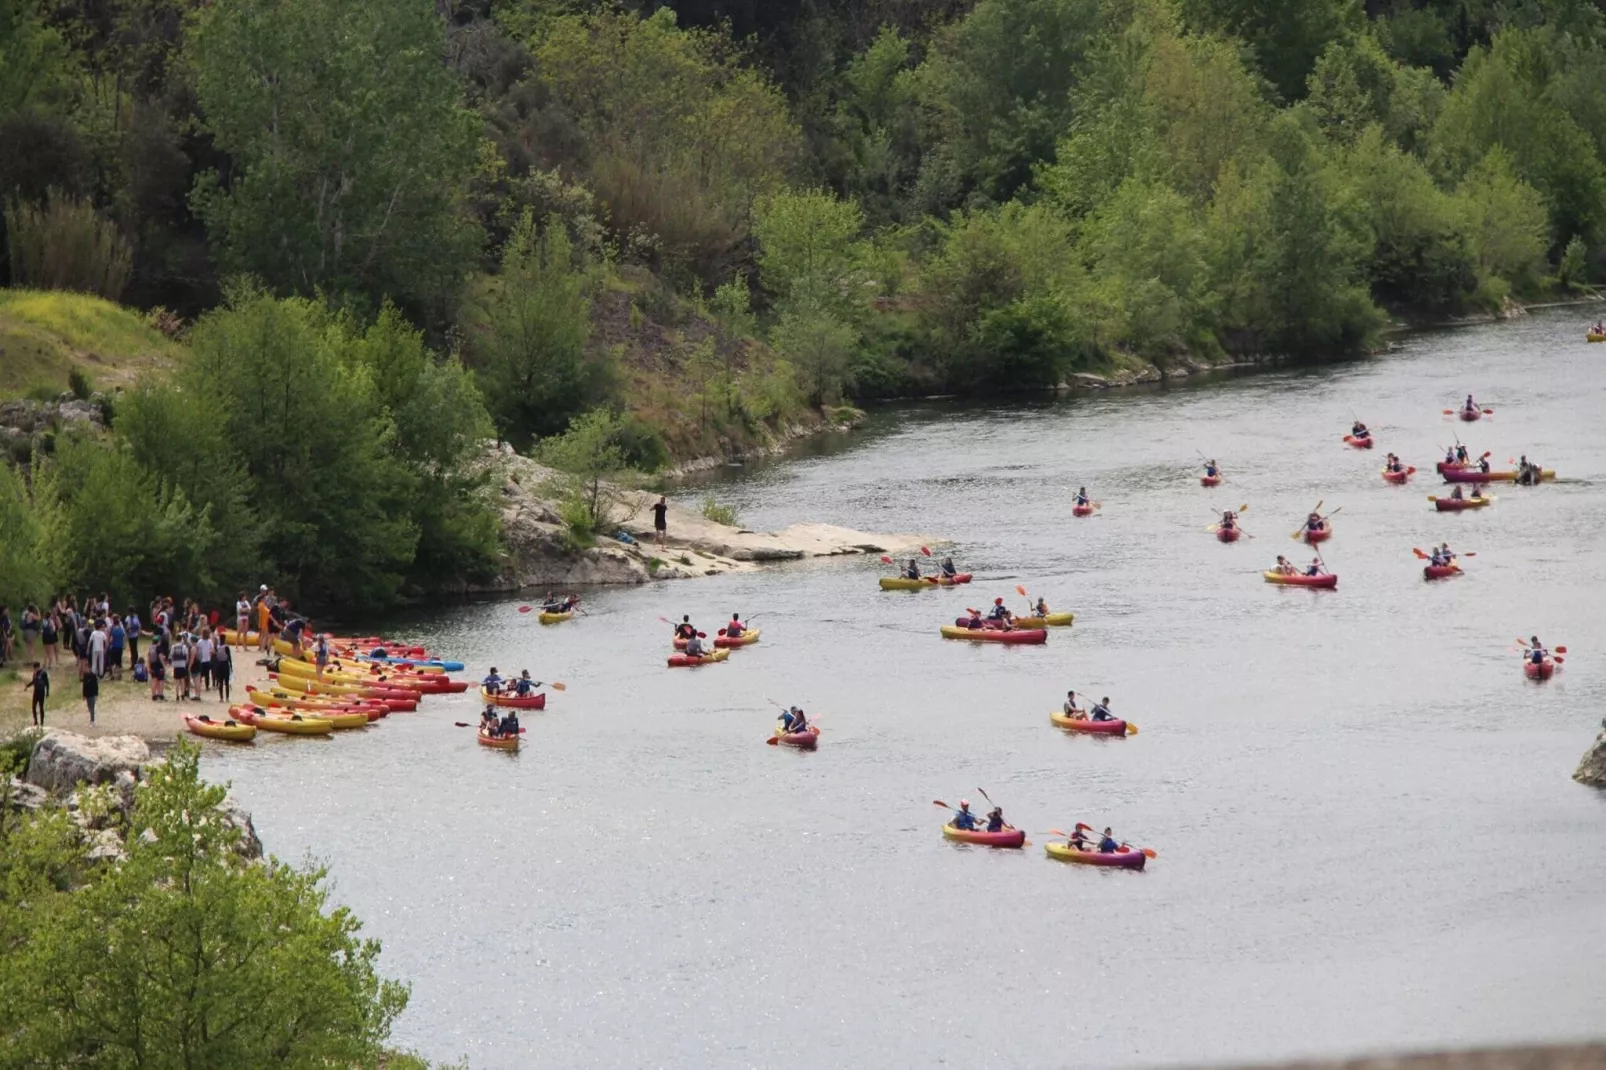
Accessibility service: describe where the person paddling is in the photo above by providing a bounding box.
[1469,485,1485,501]
[674,616,697,641]
[1305,512,1325,534]
[1528,637,1547,665]
[1306,557,1324,577]
[904,557,922,581]
[1476,454,1491,474]
[482,667,503,694]
[1351,420,1369,440]
[1070,827,1091,851]
[1385,453,1404,473]
[1031,596,1049,617]
[724,613,745,638]
[964,607,984,630]
[788,707,808,733]
[1220,510,1237,531]
[514,670,535,696]
[1063,690,1082,716]
[1091,697,1115,722]
[1463,394,1478,416]
[1449,484,1464,501]
[1274,555,1296,575]
[950,800,978,831]
[985,806,1007,833]
[987,598,1014,628]
[939,556,959,579]
[1073,487,1090,506]
[1098,827,1120,853]
[1455,443,1469,464]
[684,632,707,658]
[1204,460,1220,478]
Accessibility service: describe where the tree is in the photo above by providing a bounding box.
[190,0,481,314]
[770,296,858,405]
[464,211,601,447]
[1455,147,1550,289]
[1178,0,1360,102]
[0,0,73,113]
[0,462,52,609]
[0,744,410,1067]
[537,409,640,544]
[752,188,867,303]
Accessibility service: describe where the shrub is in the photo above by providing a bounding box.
[4,192,133,299]
[66,368,91,400]
[701,497,740,526]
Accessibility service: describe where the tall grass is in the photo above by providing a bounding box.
[5,192,133,300]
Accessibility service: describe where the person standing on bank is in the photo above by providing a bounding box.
[82,667,99,725]
[653,495,668,545]
[22,662,49,727]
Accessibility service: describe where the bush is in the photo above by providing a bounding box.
[701,497,740,526]
[4,192,133,299]
[0,729,42,778]
[66,368,91,400]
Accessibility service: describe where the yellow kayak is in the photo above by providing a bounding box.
[247,712,333,736]
[538,610,574,624]
[183,715,256,742]
[1050,710,1131,735]
[305,709,372,730]
[1013,612,1074,628]
[1588,332,1606,342]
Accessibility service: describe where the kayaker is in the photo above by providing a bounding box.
[964,607,984,630]
[1091,697,1115,722]
[1073,487,1090,506]
[904,558,922,580]
[986,598,1013,627]
[1385,453,1403,473]
[1464,394,1477,415]
[514,670,535,696]
[1306,558,1324,577]
[1443,447,1457,466]
[1098,828,1119,853]
[1469,485,1485,501]
[674,616,696,640]
[1069,828,1090,851]
[1351,421,1369,439]
[725,614,745,637]
[499,712,520,737]
[936,556,956,579]
[1305,512,1324,533]
[984,807,1006,833]
[790,707,809,733]
[1032,596,1049,617]
[1274,555,1296,575]
[1529,637,1547,665]
[1476,455,1490,474]
[1204,460,1220,477]
[1449,485,1464,501]
[1439,542,1456,566]
[950,800,978,831]
[1220,510,1237,531]
[684,633,707,658]
[1063,690,1082,716]
[482,667,503,694]
[480,706,498,733]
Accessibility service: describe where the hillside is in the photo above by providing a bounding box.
[0,291,180,398]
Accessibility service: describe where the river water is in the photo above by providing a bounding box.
[206,309,1606,1069]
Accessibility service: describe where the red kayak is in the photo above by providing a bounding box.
[939,626,1048,644]
[1201,474,1222,487]
[1072,503,1094,517]
[1442,467,1496,483]
[942,824,1026,848]
[1458,408,1482,422]
[1381,466,1414,484]
[1047,843,1147,869]
[1303,526,1332,544]
[1216,526,1241,543]
[1524,658,1556,680]
[1342,434,1374,449]
[1423,564,1462,580]
[1434,496,1492,511]
[1263,571,1338,589]
[480,687,547,710]
[769,726,820,749]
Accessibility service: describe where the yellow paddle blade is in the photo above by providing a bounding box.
[551,682,567,691]
[1125,723,1139,735]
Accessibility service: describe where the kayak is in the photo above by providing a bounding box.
[356,653,466,672]
[1423,564,1463,580]
[245,687,387,715]
[1524,657,1556,680]
[538,610,573,624]
[1589,332,1606,342]
[1216,526,1241,543]
[1342,434,1374,449]
[941,824,1025,848]
[1381,466,1415,484]
[1200,474,1222,487]
[772,726,820,750]
[298,708,372,730]
[879,573,973,591]
[271,675,418,710]
[952,613,1074,629]
[273,658,466,692]
[1302,526,1332,544]
[1050,711,1128,735]
[1045,842,1147,869]
[1263,571,1338,589]
[714,627,760,648]
[667,648,731,667]
[1458,409,1482,422]
[1442,467,1551,483]
[939,625,1048,645]
[1432,496,1495,512]
[480,687,547,710]
[1072,503,1094,517]
[183,715,256,742]
[477,729,520,751]
[230,706,333,736]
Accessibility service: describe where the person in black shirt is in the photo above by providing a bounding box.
[652,495,668,545]
[22,662,49,726]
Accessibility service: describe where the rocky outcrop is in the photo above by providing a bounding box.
[0,394,108,458]
[15,731,262,861]
[1573,724,1606,787]
[469,445,931,590]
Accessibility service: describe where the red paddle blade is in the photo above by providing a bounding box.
[920,546,932,556]
[879,555,893,564]
[517,605,532,613]
[1015,585,1027,597]
[766,736,778,745]
[1142,848,1158,859]
[1074,822,1092,832]
[932,800,951,809]
[1556,646,1568,654]
[1045,828,1070,837]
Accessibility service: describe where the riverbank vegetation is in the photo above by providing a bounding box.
[4,0,1604,604]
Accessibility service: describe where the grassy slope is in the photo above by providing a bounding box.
[0,289,181,398]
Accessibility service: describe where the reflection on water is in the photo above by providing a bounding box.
[208,311,1606,1070]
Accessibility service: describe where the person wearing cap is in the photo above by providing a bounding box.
[950,800,978,831]
[986,597,1013,627]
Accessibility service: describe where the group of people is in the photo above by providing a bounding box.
[11,593,240,727]
[778,705,810,734]
[479,706,521,739]
[1514,454,1546,486]
[481,667,539,697]
[957,595,1049,631]
[901,556,962,581]
[542,593,580,614]
[1066,826,1124,854]
[1272,555,1327,577]
[672,613,749,657]
[1428,543,1459,568]
[1445,483,1486,502]
[1062,691,1118,722]
[949,799,1010,833]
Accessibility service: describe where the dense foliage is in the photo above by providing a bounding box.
[0,743,412,1066]
[4,0,1606,599]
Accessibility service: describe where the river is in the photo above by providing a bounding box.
[205,308,1606,1069]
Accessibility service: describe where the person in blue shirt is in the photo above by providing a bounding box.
[1204,460,1220,477]
[482,667,503,694]
[1306,558,1324,577]
[498,712,520,737]
[1091,697,1115,722]
[986,598,1013,625]
[1305,512,1325,533]
[1529,637,1547,665]
[1073,487,1090,506]
[950,800,977,831]
[1098,828,1119,853]
[985,807,1006,833]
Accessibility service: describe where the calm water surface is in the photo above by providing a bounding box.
[206,310,1606,1069]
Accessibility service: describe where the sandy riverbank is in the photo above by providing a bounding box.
[0,646,274,743]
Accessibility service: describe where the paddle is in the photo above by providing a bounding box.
[1412,547,1476,559]
[517,605,532,614]
[453,722,527,733]
[1073,822,1158,858]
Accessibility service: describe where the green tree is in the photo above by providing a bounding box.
[0,0,73,112]
[1081,178,1211,355]
[537,409,639,543]
[752,188,867,303]
[1179,0,1359,102]
[190,0,481,314]
[1454,147,1551,292]
[464,211,600,447]
[770,296,859,405]
[0,462,53,609]
[0,744,410,1067]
